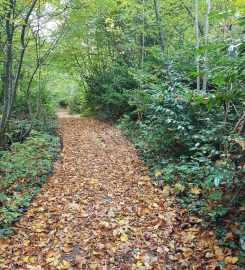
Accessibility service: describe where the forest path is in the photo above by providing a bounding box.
[1,116,230,270]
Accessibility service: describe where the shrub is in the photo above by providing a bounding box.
[0,131,60,236]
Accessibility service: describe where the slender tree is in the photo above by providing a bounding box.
[153,0,175,90]
[195,0,200,91]
[202,0,211,93]
[0,1,67,147]
[141,0,145,68]
[0,0,38,147]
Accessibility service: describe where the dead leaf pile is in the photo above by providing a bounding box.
[0,117,238,269]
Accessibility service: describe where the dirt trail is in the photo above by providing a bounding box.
[56,109,80,118]
[0,116,234,270]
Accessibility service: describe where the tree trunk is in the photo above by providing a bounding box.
[202,0,211,94]
[0,0,14,148]
[153,0,175,90]
[195,0,201,91]
[0,0,38,147]
[141,0,145,68]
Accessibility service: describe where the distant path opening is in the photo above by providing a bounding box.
[56,107,80,118]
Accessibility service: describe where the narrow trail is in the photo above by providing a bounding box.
[0,116,233,270]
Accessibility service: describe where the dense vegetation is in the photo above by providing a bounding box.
[56,0,244,259]
[0,130,60,235]
[0,0,244,266]
[0,0,64,237]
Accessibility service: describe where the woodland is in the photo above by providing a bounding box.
[0,0,244,269]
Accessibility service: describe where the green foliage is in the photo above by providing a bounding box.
[117,66,244,254]
[85,65,137,119]
[0,131,60,237]
[68,91,91,115]
[4,115,60,145]
[1,0,243,258]
[118,84,244,215]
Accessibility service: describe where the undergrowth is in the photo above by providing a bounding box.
[117,89,245,266]
[0,130,60,237]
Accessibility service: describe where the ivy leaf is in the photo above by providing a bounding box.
[214,176,222,187]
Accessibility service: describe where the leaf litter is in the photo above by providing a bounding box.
[0,117,238,269]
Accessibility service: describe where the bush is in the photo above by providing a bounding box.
[85,65,137,120]
[0,131,60,236]
[118,83,245,253]
[68,91,90,115]
[4,115,60,145]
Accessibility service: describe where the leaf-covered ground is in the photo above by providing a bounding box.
[0,116,238,270]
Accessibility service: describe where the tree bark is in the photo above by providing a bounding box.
[0,0,38,147]
[141,0,145,68]
[202,0,211,94]
[153,0,175,90]
[195,0,201,91]
[0,0,14,147]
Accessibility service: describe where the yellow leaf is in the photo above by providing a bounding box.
[120,233,129,242]
[46,257,55,264]
[162,185,170,196]
[88,178,99,185]
[59,260,70,270]
[155,170,162,177]
[54,239,59,246]
[224,232,234,242]
[46,252,60,264]
[136,261,143,267]
[23,240,30,247]
[118,219,126,226]
[31,221,46,232]
[22,256,30,263]
[174,183,185,193]
[190,186,201,195]
[224,256,238,264]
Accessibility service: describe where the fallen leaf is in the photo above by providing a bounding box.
[155,170,162,177]
[22,256,30,263]
[62,246,73,253]
[224,256,238,264]
[0,238,10,251]
[182,231,196,243]
[224,232,234,242]
[190,186,201,195]
[59,260,71,270]
[23,240,31,247]
[174,183,185,193]
[120,233,129,242]
[162,185,170,196]
[118,219,126,226]
[136,261,143,267]
[46,252,60,264]
[27,266,43,270]
[205,252,214,258]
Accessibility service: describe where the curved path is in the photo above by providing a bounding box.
[0,116,233,270]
